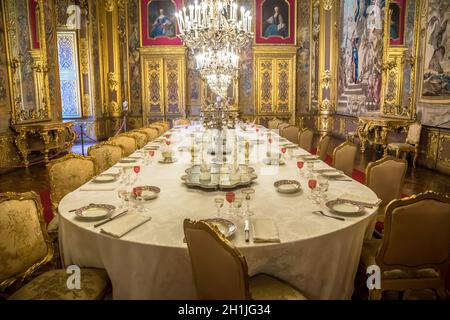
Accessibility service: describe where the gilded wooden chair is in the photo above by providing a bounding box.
[148,123,165,136]
[268,118,283,130]
[387,122,422,168]
[366,156,407,218]
[277,122,290,134]
[316,134,331,161]
[88,141,125,174]
[281,125,299,144]
[332,141,357,177]
[109,134,137,156]
[298,128,314,152]
[0,191,111,300]
[136,127,159,142]
[129,130,148,149]
[184,219,307,300]
[173,118,190,127]
[360,191,450,300]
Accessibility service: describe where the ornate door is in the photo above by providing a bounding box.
[254,47,296,124]
[141,47,186,123]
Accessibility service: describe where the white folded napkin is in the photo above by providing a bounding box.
[339,193,381,206]
[100,214,152,238]
[252,218,280,243]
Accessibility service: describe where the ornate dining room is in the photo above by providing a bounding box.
[0,0,449,303]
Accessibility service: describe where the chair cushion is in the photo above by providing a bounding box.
[361,240,440,280]
[249,274,307,300]
[8,268,110,300]
[387,143,415,152]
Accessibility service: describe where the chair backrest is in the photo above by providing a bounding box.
[406,122,422,145]
[47,153,96,211]
[149,123,164,135]
[183,219,250,300]
[88,142,124,174]
[0,192,53,290]
[376,192,450,273]
[298,128,314,152]
[332,141,357,177]
[136,127,159,142]
[366,156,407,207]
[277,123,290,133]
[317,134,331,161]
[109,135,137,156]
[268,118,282,130]
[173,118,190,127]
[129,131,148,149]
[282,125,300,144]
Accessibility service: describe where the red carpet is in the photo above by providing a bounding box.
[38,189,54,225]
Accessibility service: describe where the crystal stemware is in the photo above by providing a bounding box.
[297,160,304,178]
[214,198,224,217]
[241,188,255,216]
[225,191,235,216]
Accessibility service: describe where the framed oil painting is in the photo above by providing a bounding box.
[419,0,450,102]
[140,0,183,46]
[28,0,40,49]
[389,0,406,46]
[255,0,296,45]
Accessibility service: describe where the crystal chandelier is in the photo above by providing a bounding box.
[195,46,239,97]
[175,0,253,51]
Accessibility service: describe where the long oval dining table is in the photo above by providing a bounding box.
[58,125,380,300]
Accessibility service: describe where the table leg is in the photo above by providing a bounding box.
[40,131,51,163]
[381,127,389,156]
[15,131,30,167]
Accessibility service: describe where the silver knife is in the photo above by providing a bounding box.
[244,218,250,243]
[94,210,128,228]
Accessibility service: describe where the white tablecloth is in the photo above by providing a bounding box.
[59,127,379,299]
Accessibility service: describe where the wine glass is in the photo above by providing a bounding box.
[317,174,329,203]
[122,167,133,186]
[225,192,235,216]
[241,188,255,216]
[214,198,224,217]
[117,189,128,210]
[147,150,155,165]
[297,160,304,178]
[281,147,287,161]
[306,161,315,176]
[233,196,244,218]
[132,166,140,185]
[308,177,318,203]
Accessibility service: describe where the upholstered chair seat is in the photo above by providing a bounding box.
[249,274,307,300]
[129,131,148,149]
[0,192,111,300]
[387,122,422,168]
[184,219,308,300]
[332,142,357,177]
[109,135,137,156]
[298,128,314,152]
[88,142,124,174]
[359,192,450,300]
[8,269,110,300]
[281,125,299,144]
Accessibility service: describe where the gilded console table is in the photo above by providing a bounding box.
[357,116,413,156]
[11,122,76,167]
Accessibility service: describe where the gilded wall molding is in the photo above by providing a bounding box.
[323,0,334,11]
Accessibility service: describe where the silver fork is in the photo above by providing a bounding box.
[313,210,345,221]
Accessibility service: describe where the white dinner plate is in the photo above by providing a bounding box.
[74,204,116,221]
[92,174,117,183]
[321,170,344,178]
[119,158,138,163]
[326,199,364,215]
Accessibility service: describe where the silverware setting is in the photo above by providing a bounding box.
[336,198,381,208]
[94,210,128,228]
[244,218,250,243]
[329,178,353,182]
[313,210,345,221]
[69,203,95,212]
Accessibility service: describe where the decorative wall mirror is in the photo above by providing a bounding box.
[381,0,418,119]
[3,0,51,124]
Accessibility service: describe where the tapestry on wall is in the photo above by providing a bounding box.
[337,0,385,116]
[420,0,450,102]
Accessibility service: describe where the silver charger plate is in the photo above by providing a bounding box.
[274,180,301,194]
[119,158,138,163]
[326,199,364,215]
[203,218,236,238]
[130,186,161,202]
[74,204,116,221]
[92,174,117,183]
